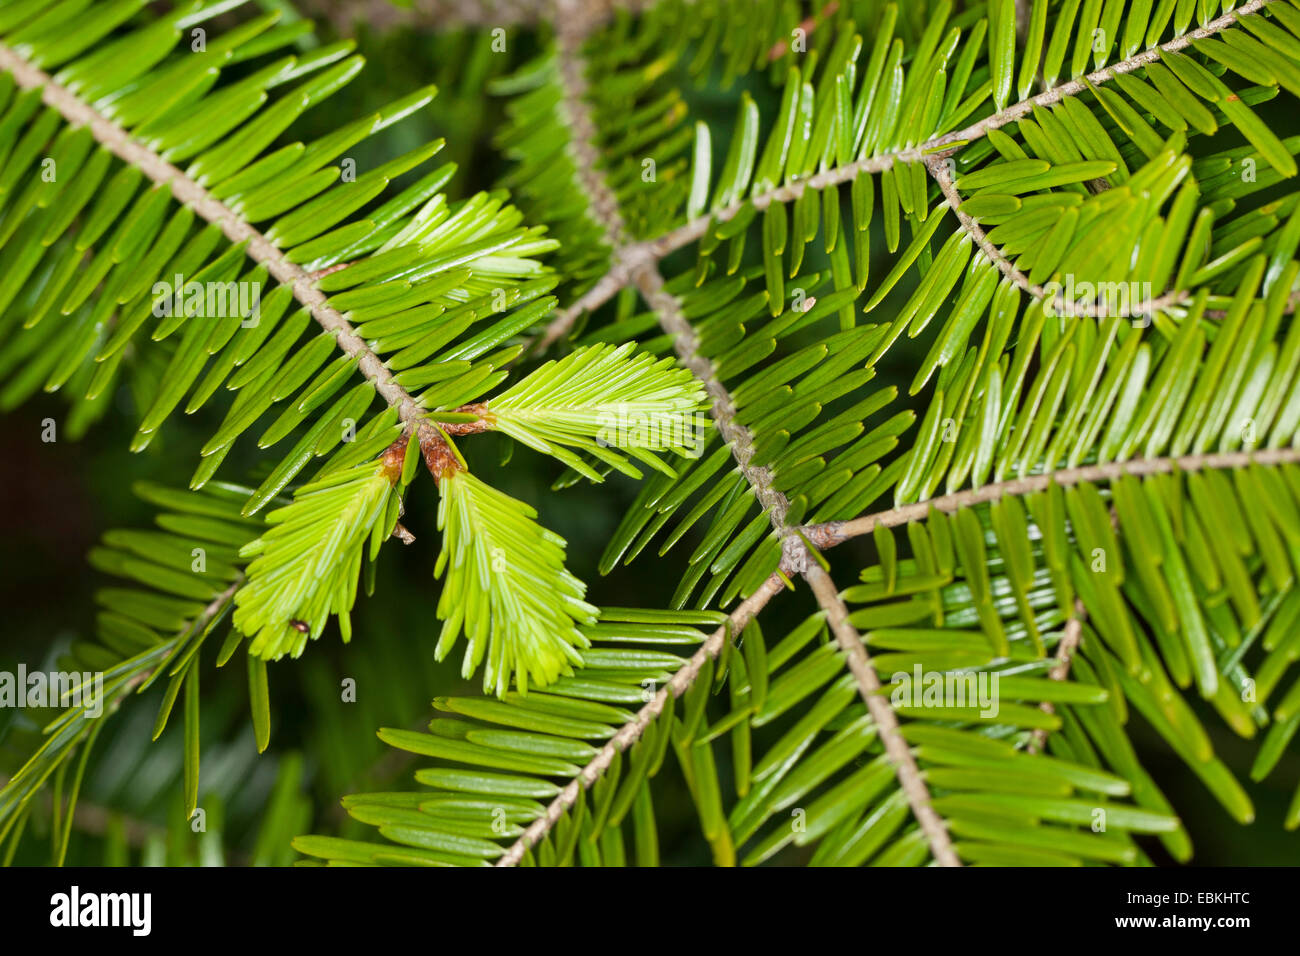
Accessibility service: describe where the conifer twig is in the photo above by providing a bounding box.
[553,0,630,248]
[496,571,786,866]
[540,0,1276,328]
[0,43,456,476]
[804,564,961,867]
[798,447,1300,550]
[537,7,980,861]
[536,0,642,350]
[923,155,1190,318]
[633,268,795,534]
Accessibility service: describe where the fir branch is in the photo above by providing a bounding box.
[640,264,968,861]
[534,6,978,860]
[799,447,1300,550]
[434,468,598,695]
[549,0,1279,319]
[14,0,1300,871]
[0,42,456,475]
[804,563,961,867]
[0,574,243,845]
[634,267,795,536]
[923,155,1190,318]
[553,0,631,247]
[535,0,640,349]
[496,570,786,866]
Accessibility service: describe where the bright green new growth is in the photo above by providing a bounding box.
[228,340,708,691]
[235,461,402,660]
[435,469,597,697]
[488,342,711,480]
